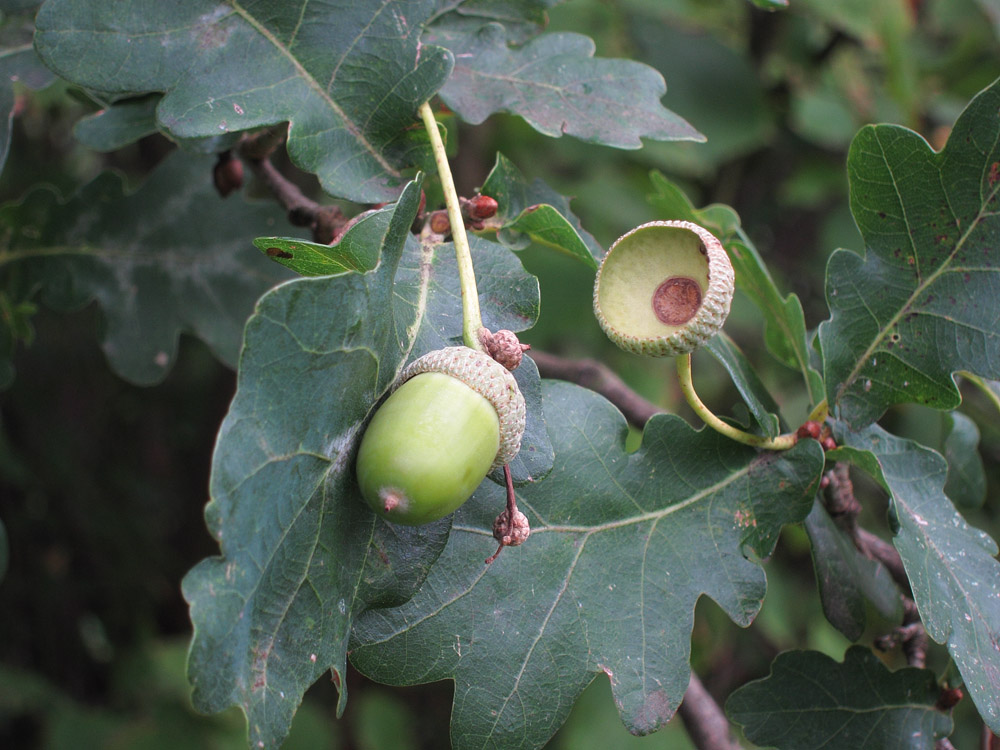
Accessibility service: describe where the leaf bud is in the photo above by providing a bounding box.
[429,210,451,235]
[213,152,244,198]
[797,421,823,440]
[463,194,499,221]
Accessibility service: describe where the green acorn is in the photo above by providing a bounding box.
[355,346,526,526]
[593,220,735,356]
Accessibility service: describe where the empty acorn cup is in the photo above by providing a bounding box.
[593,220,735,357]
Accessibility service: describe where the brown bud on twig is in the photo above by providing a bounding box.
[429,210,451,236]
[461,194,499,221]
[936,686,964,711]
[213,152,244,198]
[479,328,530,371]
[493,508,530,547]
[796,421,822,440]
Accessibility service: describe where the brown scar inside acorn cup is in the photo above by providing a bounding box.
[592,220,735,357]
[652,276,702,325]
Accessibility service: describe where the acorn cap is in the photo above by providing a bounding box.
[396,346,526,468]
[593,220,735,357]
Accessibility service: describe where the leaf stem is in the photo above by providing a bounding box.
[418,101,484,352]
[676,353,797,451]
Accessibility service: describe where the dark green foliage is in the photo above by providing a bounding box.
[2,1,998,749]
[820,80,1000,427]
[352,382,823,749]
[0,152,293,385]
[728,646,952,749]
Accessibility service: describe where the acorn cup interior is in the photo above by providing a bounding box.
[593,220,735,357]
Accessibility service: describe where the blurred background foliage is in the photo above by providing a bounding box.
[1,0,998,747]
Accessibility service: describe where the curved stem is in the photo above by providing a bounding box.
[676,354,797,451]
[418,101,484,352]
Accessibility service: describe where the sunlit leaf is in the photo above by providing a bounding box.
[253,233,381,277]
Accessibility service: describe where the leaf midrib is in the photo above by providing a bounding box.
[449,459,751,539]
[484,538,586,747]
[834,131,1000,407]
[896,489,1000,660]
[367,464,754,653]
[227,0,398,177]
[520,461,751,535]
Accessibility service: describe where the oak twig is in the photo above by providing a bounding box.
[824,463,928,666]
[678,673,743,750]
[527,350,663,427]
[237,127,348,243]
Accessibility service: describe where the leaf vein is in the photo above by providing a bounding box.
[226,0,398,176]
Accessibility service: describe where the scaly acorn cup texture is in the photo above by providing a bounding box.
[355,347,526,526]
[593,220,735,356]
